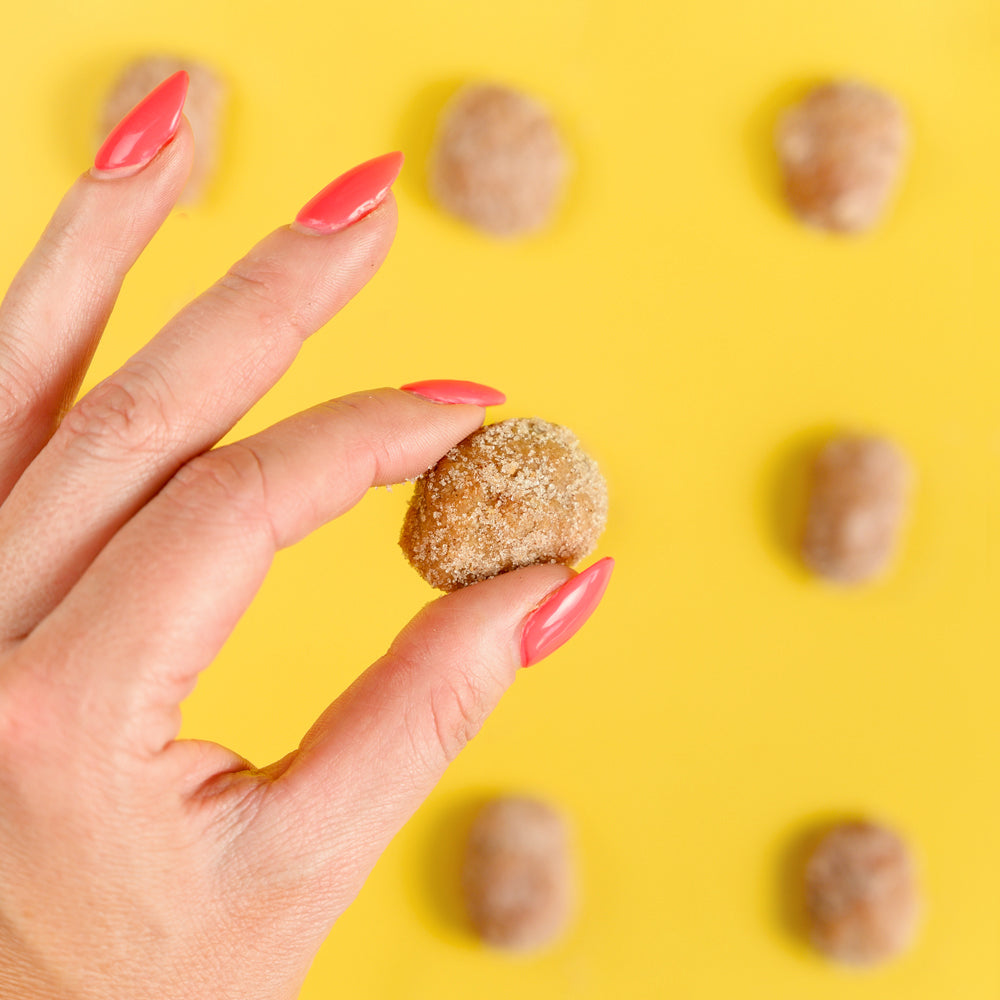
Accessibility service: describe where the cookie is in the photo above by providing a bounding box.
[400,418,608,591]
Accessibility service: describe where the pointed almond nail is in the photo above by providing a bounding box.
[401,380,506,406]
[520,558,614,667]
[293,152,403,235]
[92,70,189,177]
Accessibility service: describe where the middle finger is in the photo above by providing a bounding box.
[0,161,400,640]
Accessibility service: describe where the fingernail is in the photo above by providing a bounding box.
[92,70,189,178]
[520,557,614,667]
[293,152,404,235]
[401,380,506,406]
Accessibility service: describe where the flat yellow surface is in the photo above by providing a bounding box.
[2,0,999,995]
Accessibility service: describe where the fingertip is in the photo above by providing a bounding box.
[92,68,189,176]
[84,115,195,207]
[415,558,614,671]
[400,379,506,407]
[292,153,403,234]
[396,562,577,670]
[289,191,399,240]
[519,557,614,667]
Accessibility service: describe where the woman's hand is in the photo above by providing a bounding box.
[0,74,611,999]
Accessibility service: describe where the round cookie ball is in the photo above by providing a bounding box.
[461,796,575,951]
[804,821,921,966]
[429,84,569,237]
[99,55,226,204]
[400,418,608,592]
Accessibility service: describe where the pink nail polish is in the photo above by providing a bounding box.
[401,380,506,406]
[520,558,614,667]
[294,152,404,234]
[93,70,189,176]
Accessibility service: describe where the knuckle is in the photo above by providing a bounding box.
[0,338,46,434]
[33,206,84,270]
[167,444,272,534]
[0,662,58,764]
[0,372,41,438]
[217,260,308,340]
[218,262,279,305]
[420,667,496,768]
[0,687,19,760]
[59,365,173,460]
[318,395,397,479]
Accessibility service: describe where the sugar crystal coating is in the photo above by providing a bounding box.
[802,434,911,584]
[430,84,569,237]
[400,417,608,591]
[462,796,575,951]
[99,55,225,204]
[776,81,907,233]
[804,821,920,966]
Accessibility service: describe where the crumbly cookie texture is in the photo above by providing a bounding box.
[777,81,907,233]
[461,796,575,951]
[804,821,921,966]
[801,433,911,584]
[429,84,569,237]
[400,417,608,592]
[99,56,225,204]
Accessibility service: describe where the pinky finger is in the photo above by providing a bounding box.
[0,73,192,498]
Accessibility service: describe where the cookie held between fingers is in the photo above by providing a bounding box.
[400,418,608,592]
[430,84,569,237]
[804,821,921,966]
[462,797,575,951]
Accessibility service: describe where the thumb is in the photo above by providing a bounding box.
[265,557,613,915]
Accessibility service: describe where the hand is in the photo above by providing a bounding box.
[0,76,611,998]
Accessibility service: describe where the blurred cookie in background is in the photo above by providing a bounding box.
[461,795,576,951]
[803,820,921,966]
[801,433,912,584]
[429,84,569,237]
[776,81,907,234]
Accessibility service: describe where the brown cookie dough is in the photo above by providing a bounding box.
[99,56,225,204]
[429,84,569,237]
[776,81,907,233]
[801,433,911,584]
[804,821,921,966]
[461,796,575,951]
[400,418,608,591]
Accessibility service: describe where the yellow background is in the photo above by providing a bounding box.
[2,0,999,995]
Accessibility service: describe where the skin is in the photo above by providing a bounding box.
[0,119,577,999]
